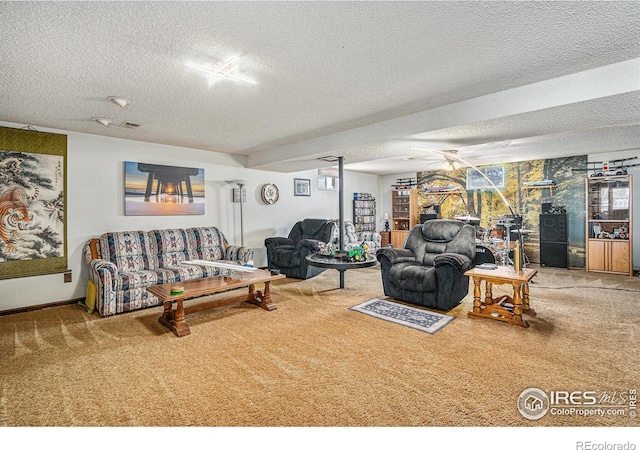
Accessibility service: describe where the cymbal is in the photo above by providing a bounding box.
[514,229,533,234]
[455,215,480,221]
[454,215,480,225]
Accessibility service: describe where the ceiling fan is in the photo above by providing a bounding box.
[414,149,465,171]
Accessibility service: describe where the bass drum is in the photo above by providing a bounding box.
[489,226,505,240]
[473,244,499,266]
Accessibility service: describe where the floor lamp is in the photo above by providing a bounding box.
[228,179,248,246]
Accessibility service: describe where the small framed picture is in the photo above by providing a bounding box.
[294,178,311,196]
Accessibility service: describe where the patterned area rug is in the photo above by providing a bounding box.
[350,298,454,334]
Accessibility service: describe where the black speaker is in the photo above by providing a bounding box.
[541,202,552,213]
[540,242,568,268]
[539,214,567,243]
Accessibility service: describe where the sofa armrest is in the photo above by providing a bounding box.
[434,252,472,272]
[89,259,118,279]
[87,259,118,307]
[224,245,254,264]
[376,247,416,264]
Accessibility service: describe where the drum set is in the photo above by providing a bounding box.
[454,214,531,268]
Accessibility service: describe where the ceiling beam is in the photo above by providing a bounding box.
[247,58,640,171]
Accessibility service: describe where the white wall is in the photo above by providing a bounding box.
[0,122,378,311]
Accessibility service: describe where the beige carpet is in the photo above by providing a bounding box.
[1,266,638,427]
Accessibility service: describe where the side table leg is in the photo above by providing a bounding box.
[339,270,345,289]
[522,282,537,317]
[510,282,528,328]
[485,281,493,305]
[472,277,481,312]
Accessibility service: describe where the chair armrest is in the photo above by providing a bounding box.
[264,237,295,251]
[376,247,416,264]
[265,236,294,246]
[434,253,472,272]
[296,238,323,253]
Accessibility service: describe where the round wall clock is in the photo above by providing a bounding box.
[261,183,279,205]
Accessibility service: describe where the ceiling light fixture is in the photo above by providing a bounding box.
[443,160,461,171]
[108,96,130,109]
[92,117,112,126]
[186,56,257,85]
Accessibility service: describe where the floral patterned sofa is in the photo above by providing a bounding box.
[82,227,253,317]
[330,220,382,253]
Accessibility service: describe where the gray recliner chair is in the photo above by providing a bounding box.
[265,218,336,279]
[376,219,476,311]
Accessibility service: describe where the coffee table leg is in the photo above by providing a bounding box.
[158,298,191,337]
[247,282,277,311]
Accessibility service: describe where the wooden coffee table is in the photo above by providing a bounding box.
[465,266,537,327]
[146,269,285,337]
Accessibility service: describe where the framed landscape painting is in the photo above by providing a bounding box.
[124,161,205,215]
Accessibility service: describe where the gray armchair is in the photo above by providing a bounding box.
[376,219,476,311]
[265,218,336,279]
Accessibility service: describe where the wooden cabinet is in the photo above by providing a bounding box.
[391,189,418,249]
[391,189,418,231]
[391,230,410,248]
[585,175,633,276]
[587,240,630,274]
[379,231,391,247]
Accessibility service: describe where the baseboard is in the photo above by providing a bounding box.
[0,297,84,317]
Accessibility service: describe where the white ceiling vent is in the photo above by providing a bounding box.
[119,122,140,129]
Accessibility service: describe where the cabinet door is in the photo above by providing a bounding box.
[587,240,606,272]
[609,241,630,274]
[391,231,409,248]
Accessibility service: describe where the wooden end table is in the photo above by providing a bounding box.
[146,269,285,337]
[465,266,537,327]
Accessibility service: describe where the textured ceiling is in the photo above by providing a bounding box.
[1,1,639,175]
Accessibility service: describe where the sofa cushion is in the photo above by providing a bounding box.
[149,228,192,267]
[114,269,164,291]
[99,231,157,271]
[344,221,360,243]
[187,227,227,260]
